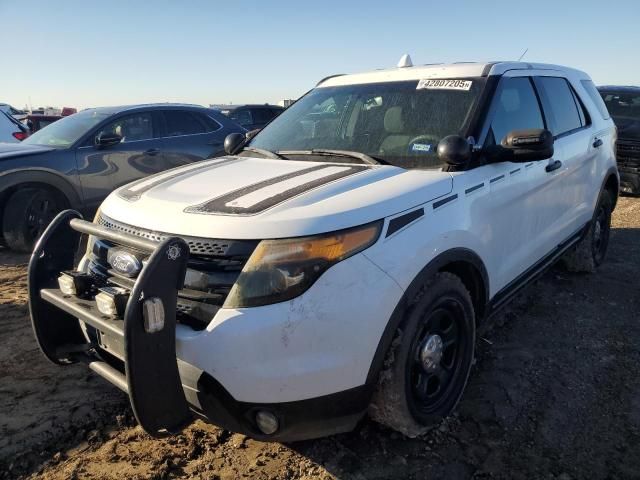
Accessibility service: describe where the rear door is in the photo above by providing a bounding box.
[158,109,227,166]
[76,111,163,197]
[534,76,594,236]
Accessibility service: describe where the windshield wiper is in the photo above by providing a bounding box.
[241,146,285,159]
[278,149,388,165]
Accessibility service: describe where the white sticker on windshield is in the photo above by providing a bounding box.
[417,79,472,91]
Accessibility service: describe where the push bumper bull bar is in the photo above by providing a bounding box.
[28,210,193,436]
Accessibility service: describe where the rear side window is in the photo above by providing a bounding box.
[489,77,544,144]
[163,111,207,136]
[535,77,583,136]
[583,80,611,120]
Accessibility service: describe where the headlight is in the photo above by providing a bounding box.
[223,221,382,308]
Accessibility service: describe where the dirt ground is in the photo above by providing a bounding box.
[1,197,639,480]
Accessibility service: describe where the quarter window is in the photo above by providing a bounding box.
[489,77,544,145]
[582,80,611,120]
[163,111,207,136]
[535,77,583,136]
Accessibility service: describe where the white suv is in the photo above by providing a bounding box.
[29,60,618,441]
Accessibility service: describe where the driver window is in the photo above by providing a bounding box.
[489,77,544,145]
[100,113,153,143]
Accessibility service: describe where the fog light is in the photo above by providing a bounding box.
[143,297,165,333]
[255,410,279,435]
[95,286,129,317]
[58,271,93,297]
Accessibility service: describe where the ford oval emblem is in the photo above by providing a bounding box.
[107,249,142,277]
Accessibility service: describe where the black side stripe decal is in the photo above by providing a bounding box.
[433,194,458,209]
[525,162,534,168]
[118,157,240,201]
[386,208,424,237]
[510,168,521,175]
[465,183,484,195]
[186,164,369,215]
[490,174,505,183]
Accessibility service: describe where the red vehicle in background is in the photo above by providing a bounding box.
[24,108,77,133]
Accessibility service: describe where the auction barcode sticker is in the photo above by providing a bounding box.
[417,79,473,91]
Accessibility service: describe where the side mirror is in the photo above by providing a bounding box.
[95,132,122,148]
[488,129,554,162]
[224,132,246,155]
[437,135,472,167]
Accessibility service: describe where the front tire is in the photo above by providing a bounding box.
[562,190,612,273]
[369,272,476,437]
[2,188,63,252]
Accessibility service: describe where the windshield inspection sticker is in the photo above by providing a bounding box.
[411,143,432,153]
[417,79,472,91]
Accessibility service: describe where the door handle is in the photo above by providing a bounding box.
[145,148,160,156]
[545,159,562,173]
[592,138,603,148]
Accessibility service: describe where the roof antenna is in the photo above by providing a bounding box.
[517,48,529,62]
[397,54,413,68]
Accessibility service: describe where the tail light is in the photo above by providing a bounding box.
[12,131,27,141]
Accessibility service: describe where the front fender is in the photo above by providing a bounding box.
[0,167,82,208]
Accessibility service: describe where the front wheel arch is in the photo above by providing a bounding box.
[365,248,488,385]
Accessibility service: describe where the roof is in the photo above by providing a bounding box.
[82,103,208,115]
[319,61,590,87]
[598,85,640,93]
[210,104,284,111]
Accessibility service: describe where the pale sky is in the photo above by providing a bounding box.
[1,0,638,110]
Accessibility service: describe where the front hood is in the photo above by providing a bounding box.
[0,142,55,160]
[100,156,453,239]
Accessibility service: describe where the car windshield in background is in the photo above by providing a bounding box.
[249,78,486,169]
[23,110,110,148]
[601,91,640,122]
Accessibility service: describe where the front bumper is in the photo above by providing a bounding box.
[29,210,192,436]
[28,211,401,440]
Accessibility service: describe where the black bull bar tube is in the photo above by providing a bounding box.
[28,210,193,436]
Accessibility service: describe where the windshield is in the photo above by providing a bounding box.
[23,109,110,148]
[249,78,486,169]
[600,91,640,122]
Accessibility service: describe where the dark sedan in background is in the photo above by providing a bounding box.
[0,103,244,251]
[214,104,284,131]
[599,85,640,194]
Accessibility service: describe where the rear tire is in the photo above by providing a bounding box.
[562,190,612,273]
[2,188,63,252]
[369,272,475,437]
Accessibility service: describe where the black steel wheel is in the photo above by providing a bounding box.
[2,188,63,252]
[369,272,476,437]
[562,190,613,273]
[591,193,611,266]
[406,297,471,420]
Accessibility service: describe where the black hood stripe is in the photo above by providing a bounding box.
[118,157,241,201]
[185,163,369,215]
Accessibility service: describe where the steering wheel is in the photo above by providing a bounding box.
[407,134,440,151]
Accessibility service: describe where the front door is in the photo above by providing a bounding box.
[469,74,562,292]
[76,112,167,202]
